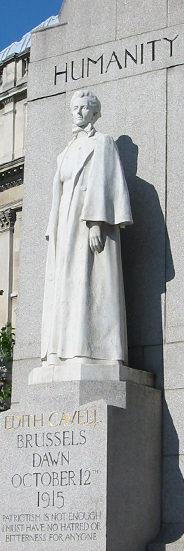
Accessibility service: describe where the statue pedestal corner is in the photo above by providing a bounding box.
[28,363,155,387]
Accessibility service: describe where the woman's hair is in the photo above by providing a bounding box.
[70,89,101,123]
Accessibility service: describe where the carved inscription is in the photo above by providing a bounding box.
[28,25,184,101]
[1,406,105,548]
[2,511,102,543]
[54,33,179,89]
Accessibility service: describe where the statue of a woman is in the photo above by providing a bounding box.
[41,90,133,368]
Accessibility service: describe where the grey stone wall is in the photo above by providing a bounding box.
[12,1,184,548]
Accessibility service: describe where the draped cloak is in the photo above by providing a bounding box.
[41,131,133,363]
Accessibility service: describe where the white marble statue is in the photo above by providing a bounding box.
[41,90,133,368]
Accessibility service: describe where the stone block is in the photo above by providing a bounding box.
[0,381,161,551]
[28,364,121,384]
[163,390,184,456]
[15,380,128,411]
[166,65,184,343]
[28,363,154,386]
[116,0,167,39]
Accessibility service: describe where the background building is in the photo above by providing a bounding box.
[0,15,58,331]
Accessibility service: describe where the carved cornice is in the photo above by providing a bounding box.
[0,158,24,191]
[0,177,23,191]
[0,84,27,109]
[2,97,13,106]
[0,208,16,231]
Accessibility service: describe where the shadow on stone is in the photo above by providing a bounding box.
[116,134,174,388]
[116,135,184,549]
[147,401,184,549]
[107,391,161,551]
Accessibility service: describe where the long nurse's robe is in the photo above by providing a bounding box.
[41,130,133,364]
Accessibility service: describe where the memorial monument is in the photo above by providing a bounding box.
[33,88,133,383]
[1,0,184,549]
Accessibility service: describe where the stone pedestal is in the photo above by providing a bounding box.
[6,0,184,546]
[0,371,161,551]
[28,363,154,385]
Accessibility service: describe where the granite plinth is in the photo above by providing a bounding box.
[28,363,154,386]
[0,379,161,551]
[9,0,184,544]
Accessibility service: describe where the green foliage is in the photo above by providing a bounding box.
[0,376,11,408]
[0,322,15,363]
[0,323,15,411]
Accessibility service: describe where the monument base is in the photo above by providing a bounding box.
[28,363,154,386]
[0,372,161,551]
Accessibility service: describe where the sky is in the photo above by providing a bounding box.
[0,0,63,52]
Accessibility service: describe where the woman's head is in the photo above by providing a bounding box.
[70,90,101,126]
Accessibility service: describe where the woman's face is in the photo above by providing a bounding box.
[72,97,94,127]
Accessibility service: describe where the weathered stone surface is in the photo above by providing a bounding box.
[59,0,117,51]
[166,65,184,343]
[0,382,161,551]
[163,390,184,456]
[168,0,184,26]
[116,0,167,39]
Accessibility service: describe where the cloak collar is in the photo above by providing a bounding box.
[72,122,96,138]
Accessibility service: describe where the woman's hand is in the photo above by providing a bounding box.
[89,222,104,254]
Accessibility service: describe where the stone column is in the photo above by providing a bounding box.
[0,208,16,327]
[2,99,15,163]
